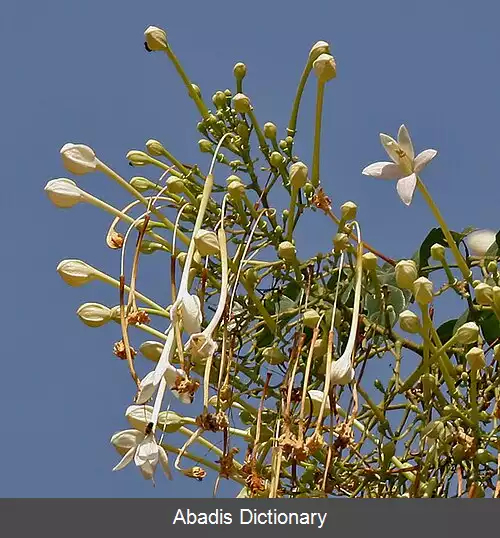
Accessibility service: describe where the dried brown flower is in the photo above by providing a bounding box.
[113,340,136,360]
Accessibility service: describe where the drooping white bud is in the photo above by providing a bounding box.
[289,161,309,189]
[144,26,167,51]
[312,53,337,82]
[455,322,479,345]
[194,229,219,256]
[399,310,421,334]
[60,143,97,175]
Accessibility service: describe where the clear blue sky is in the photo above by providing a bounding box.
[1,0,499,497]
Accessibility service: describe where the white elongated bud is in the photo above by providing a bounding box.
[289,161,308,189]
[127,150,152,166]
[303,390,331,417]
[139,341,164,362]
[309,41,330,62]
[77,302,112,327]
[399,310,421,334]
[57,259,97,287]
[362,252,378,271]
[44,178,83,208]
[395,260,418,289]
[475,283,494,306]
[303,309,321,328]
[144,26,167,51]
[262,346,287,365]
[312,53,337,82]
[232,93,252,114]
[466,346,486,371]
[455,322,479,345]
[278,241,297,262]
[340,201,357,221]
[60,143,97,175]
[413,277,433,305]
[430,243,446,261]
[466,229,496,257]
[125,405,154,431]
[194,229,219,256]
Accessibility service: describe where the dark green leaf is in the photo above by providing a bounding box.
[478,312,500,345]
[436,319,458,344]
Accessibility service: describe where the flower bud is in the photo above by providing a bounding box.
[313,53,337,82]
[430,243,446,261]
[233,62,247,80]
[77,302,112,328]
[139,240,163,254]
[44,178,83,208]
[475,283,493,305]
[309,41,330,61]
[279,139,287,150]
[455,322,479,345]
[190,84,202,99]
[236,122,249,139]
[212,91,226,108]
[263,122,277,139]
[413,277,433,305]
[303,389,331,416]
[145,139,164,156]
[278,241,296,262]
[57,259,97,287]
[144,26,167,51]
[270,151,284,168]
[262,346,287,365]
[395,260,418,289]
[333,233,349,252]
[166,176,185,194]
[466,346,486,370]
[313,337,328,359]
[289,161,308,189]
[139,340,164,362]
[232,93,252,114]
[488,261,498,274]
[228,179,245,199]
[303,309,321,328]
[362,252,378,271]
[60,143,97,175]
[125,405,153,431]
[340,201,357,221]
[157,410,186,433]
[399,310,421,334]
[198,139,213,153]
[194,229,219,256]
[130,176,155,192]
[466,229,496,257]
[494,344,500,362]
[303,183,314,198]
[126,150,152,166]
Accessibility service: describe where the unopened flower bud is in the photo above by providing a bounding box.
[278,241,296,262]
[430,243,446,261]
[145,139,164,156]
[60,143,97,175]
[303,183,314,197]
[233,62,247,80]
[362,252,378,271]
[475,283,493,305]
[244,268,258,287]
[166,176,185,194]
[236,122,249,139]
[190,84,201,99]
[212,91,226,108]
[130,176,155,192]
[198,139,213,153]
[313,53,337,82]
[44,178,83,208]
[455,322,479,345]
[494,344,500,362]
[466,229,496,257]
[139,340,164,362]
[333,233,349,252]
[466,346,486,370]
[144,26,167,51]
[399,310,421,334]
[270,151,284,167]
[289,161,308,189]
[157,410,186,433]
[77,302,112,328]
[303,309,321,328]
[487,261,498,274]
[232,93,252,114]
[139,240,163,254]
[194,229,219,256]
[340,201,357,221]
[395,260,418,289]
[309,40,330,62]
[127,150,152,166]
[264,122,277,139]
[285,136,293,146]
[228,179,245,198]
[262,346,287,365]
[57,259,97,287]
[413,277,433,305]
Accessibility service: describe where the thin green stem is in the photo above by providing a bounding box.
[311,81,325,188]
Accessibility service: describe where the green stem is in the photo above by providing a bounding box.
[286,187,298,241]
[287,62,313,137]
[311,81,325,188]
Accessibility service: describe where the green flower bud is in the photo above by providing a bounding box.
[278,241,296,262]
[130,176,155,192]
[232,93,252,114]
[487,261,498,274]
[44,178,83,208]
[126,150,152,166]
[144,26,167,51]
[303,309,321,328]
[190,84,202,99]
[57,259,97,287]
[139,340,163,362]
[262,346,287,365]
[475,283,494,305]
[224,88,232,97]
[475,449,496,464]
[236,122,250,139]
[228,179,246,199]
[157,410,187,433]
[333,233,349,253]
[194,229,219,256]
[399,310,421,334]
[362,252,378,271]
[212,91,227,108]
[77,302,112,328]
[244,268,258,288]
[452,444,466,463]
[263,122,277,139]
[430,243,446,261]
[285,136,293,146]
[60,143,97,175]
[313,53,337,82]
[309,40,330,62]
[279,139,288,150]
[145,139,164,156]
[466,346,486,371]
[197,121,208,135]
[340,201,357,221]
[455,322,479,345]
[303,183,314,197]
[282,209,289,221]
[166,176,185,194]
[233,62,247,80]
[289,161,308,189]
[395,260,418,289]
[413,277,434,305]
[270,151,284,167]
[139,240,163,254]
[198,139,213,153]
[274,225,283,236]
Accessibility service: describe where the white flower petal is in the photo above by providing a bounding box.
[139,460,155,480]
[397,124,414,161]
[110,429,142,450]
[172,388,195,405]
[466,229,496,257]
[158,446,173,480]
[112,447,135,471]
[396,173,417,206]
[125,405,153,431]
[180,293,202,335]
[362,162,404,180]
[153,328,175,385]
[134,435,159,467]
[303,390,331,417]
[414,149,437,173]
[135,371,157,404]
[379,133,401,163]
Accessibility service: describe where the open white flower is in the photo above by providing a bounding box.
[362,125,437,206]
[111,429,171,481]
[171,292,202,336]
[465,229,496,257]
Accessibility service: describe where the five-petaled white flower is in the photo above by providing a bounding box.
[111,429,172,481]
[362,124,437,206]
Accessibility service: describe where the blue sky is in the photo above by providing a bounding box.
[1,0,499,497]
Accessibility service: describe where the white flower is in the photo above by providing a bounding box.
[466,229,496,257]
[172,292,202,336]
[44,178,83,208]
[60,143,97,175]
[362,125,437,206]
[111,429,171,481]
[303,390,332,417]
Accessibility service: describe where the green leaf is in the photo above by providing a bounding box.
[436,319,458,344]
[415,227,472,271]
[365,285,407,326]
[485,231,500,258]
[453,309,470,333]
[478,312,500,345]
